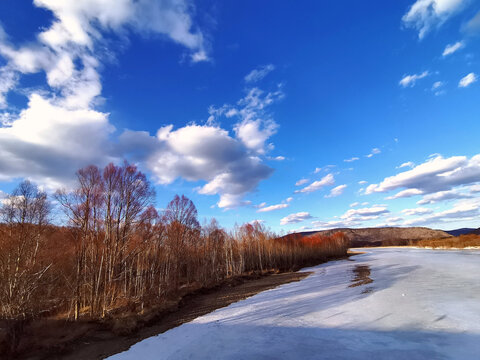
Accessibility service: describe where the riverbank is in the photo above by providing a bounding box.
[16,270,311,360]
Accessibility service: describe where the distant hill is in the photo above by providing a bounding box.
[297,227,452,247]
[444,228,477,237]
[469,228,480,235]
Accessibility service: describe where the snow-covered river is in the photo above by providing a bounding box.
[108,248,480,359]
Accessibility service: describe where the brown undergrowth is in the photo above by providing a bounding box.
[6,270,314,360]
[410,234,480,249]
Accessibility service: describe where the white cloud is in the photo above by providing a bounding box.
[280,212,312,226]
[325,184,347,198]
[295,174,335,193]
[366,148,381,158]
[397,161,415,169]
[404,198,480,226]
[295,178,309,186]
[134,124,274,209]
[399,71,429,87]
[401,207,433,216]
[0,0,212,189]
[208,86,283,155]
[341,206,390,221]
[459,72,477,88]
[442,41,464,56]
[367,154,480,201]
[0,93,114,189]
[470,184,480,193]
[0,66,17,109]
[310,219,357,230]
[244,64,275,83]
[416,189,472,204]
[257,203,289,213]
[386,188,425,200]
[311,205,390,230]
[313,165,335,174]
[402,0,468,39]
[0,0,288,210]
[350,202,360,207]
[272,156,285,161]
[431,81,446,96]
[254,202,267,209]
[249,219,265,225]
[286,197,293,202]
[358,180,368,185]
[344,157,359,162]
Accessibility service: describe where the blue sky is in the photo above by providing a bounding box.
[1,0,480,232]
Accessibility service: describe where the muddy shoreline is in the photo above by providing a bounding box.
[19,270,311,360]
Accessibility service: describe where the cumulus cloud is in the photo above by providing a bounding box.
[0,0,209,187]
[325,184,347,198]
[399,71,429,87]
[402,0,468,39]
[341,206,390,221]
[397,161,415,169]
[459,72,477,88]
[127,124,274,209]
[310,219,357,230]
[373,216,405,227]
[442,41,464,56]
[0,94,114,189]
[295,178,309,186]
[280,212,313,226]
[209,86,284,155]
[0,66,17,109]
[311,205,390,230]
[244,64,275,83]
[257,203,289,213]
[470,184,480,193]
[404,198,480,226]
[313,165,335,174]
[254,202,267,209]
[344,157,359,163]
[295,174,335,193]
[350,202,359,208]
[0,2,288,209]
[416,189,472,204]
[358,180,368,185]
[401,207,433,216]
[367,154,480,201]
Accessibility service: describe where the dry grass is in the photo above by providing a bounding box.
[411,234,480,249]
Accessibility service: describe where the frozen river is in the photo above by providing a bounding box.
[108,248,480,359]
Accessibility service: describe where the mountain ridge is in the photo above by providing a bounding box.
[294,226,452,247]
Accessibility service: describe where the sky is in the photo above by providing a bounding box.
[0,0,480,233]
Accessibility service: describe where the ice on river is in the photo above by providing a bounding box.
[108,248,480,359]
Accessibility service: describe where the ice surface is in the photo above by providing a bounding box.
[108,248,480,359]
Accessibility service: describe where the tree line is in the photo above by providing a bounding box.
[0,162,348,354]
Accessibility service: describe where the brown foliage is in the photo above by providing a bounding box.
[0,163,350,357]
[411,234,480,248]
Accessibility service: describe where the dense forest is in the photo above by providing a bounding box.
[0,162,349,356]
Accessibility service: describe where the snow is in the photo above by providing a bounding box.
[108,248,480,359]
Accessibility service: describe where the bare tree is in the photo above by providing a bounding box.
[0,180,51,355]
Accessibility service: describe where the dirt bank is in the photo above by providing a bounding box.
[19,271,311,360]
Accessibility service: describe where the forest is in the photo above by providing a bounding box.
[0,162,349,356]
